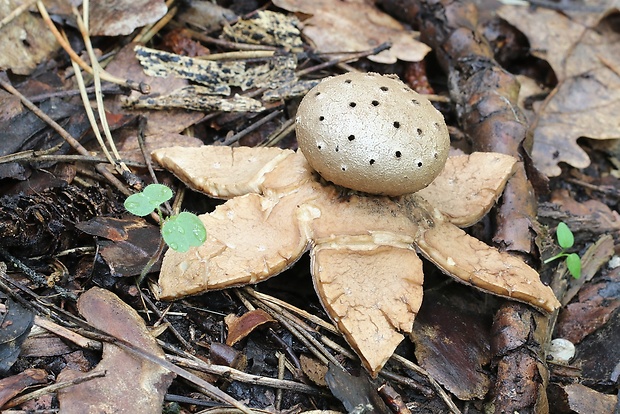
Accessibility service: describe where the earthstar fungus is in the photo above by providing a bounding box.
[152,74,560,376]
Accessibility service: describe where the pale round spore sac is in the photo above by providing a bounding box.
[548,338,576,363]
[295,72,450,196]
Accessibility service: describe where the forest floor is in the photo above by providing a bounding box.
[0,0,619,413]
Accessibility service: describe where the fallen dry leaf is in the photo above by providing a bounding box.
[0,368,47,407]
[411,299,490,400]
[225,309,276,346]
[300,354,328,386]
[272,0,431,64]
[152,145,560,375]
[548,188,620,235]
[89,0,167,36]
[551,383,618,413]
[57,288,174,414]
[498,5,620,176]
[0,0,58,75]
[556,260,620,344]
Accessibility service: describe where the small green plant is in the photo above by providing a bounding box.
[124,183,206,253]
[544,222,581,279]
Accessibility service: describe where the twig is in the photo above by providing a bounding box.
[74,5,131,176]
[245,288,338,334]
[27,84,123,103]
[391,354,462,414]
[241,290,344,369]
[565,177,620,198]
[2,371,107,409]
[140,291,192,350]
[295,42,393,78]
[0,150,146,167]
[246,289,445,401]
[167,355,324,396]
[275,352,286,411]
[222,110,283,145]
[137,116,158,187]
[0,248,77,300]
[259,118,295,147]
[135,1,178,44]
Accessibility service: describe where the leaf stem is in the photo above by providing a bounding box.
[543,252,567,264]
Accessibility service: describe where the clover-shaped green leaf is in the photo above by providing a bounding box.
[544,221,581,279]
[566,253,581,279]
[161,212,207,252]
[124,184,173,216]
[556,222,574,250]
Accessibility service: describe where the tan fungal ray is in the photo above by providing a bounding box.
[152,146,294,199]
[260,150,316,197]
[158,192,310,299]
[415,221,561,312]
[152,144,560,375]
[311,239,424,376]
[417,152,518,227]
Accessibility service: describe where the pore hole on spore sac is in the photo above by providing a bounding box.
[393,121,400,128]
[369,159,375,165]
[372,100,379,106]
[348,135,355,141]
[319,116,325,121]
[395,151,402,158]
[418,162,423,167]
[350,102,357,108]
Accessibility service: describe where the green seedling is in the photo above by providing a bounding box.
[124,183,206,253]
[544,222,581,279]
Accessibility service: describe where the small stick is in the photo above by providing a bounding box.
[0,248,77,300]
[167,355,324,396]
[2,371,107,409]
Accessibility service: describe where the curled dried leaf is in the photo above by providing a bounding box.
[225,309,277,346]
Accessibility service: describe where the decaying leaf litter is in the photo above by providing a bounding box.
[0,0,619,413]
